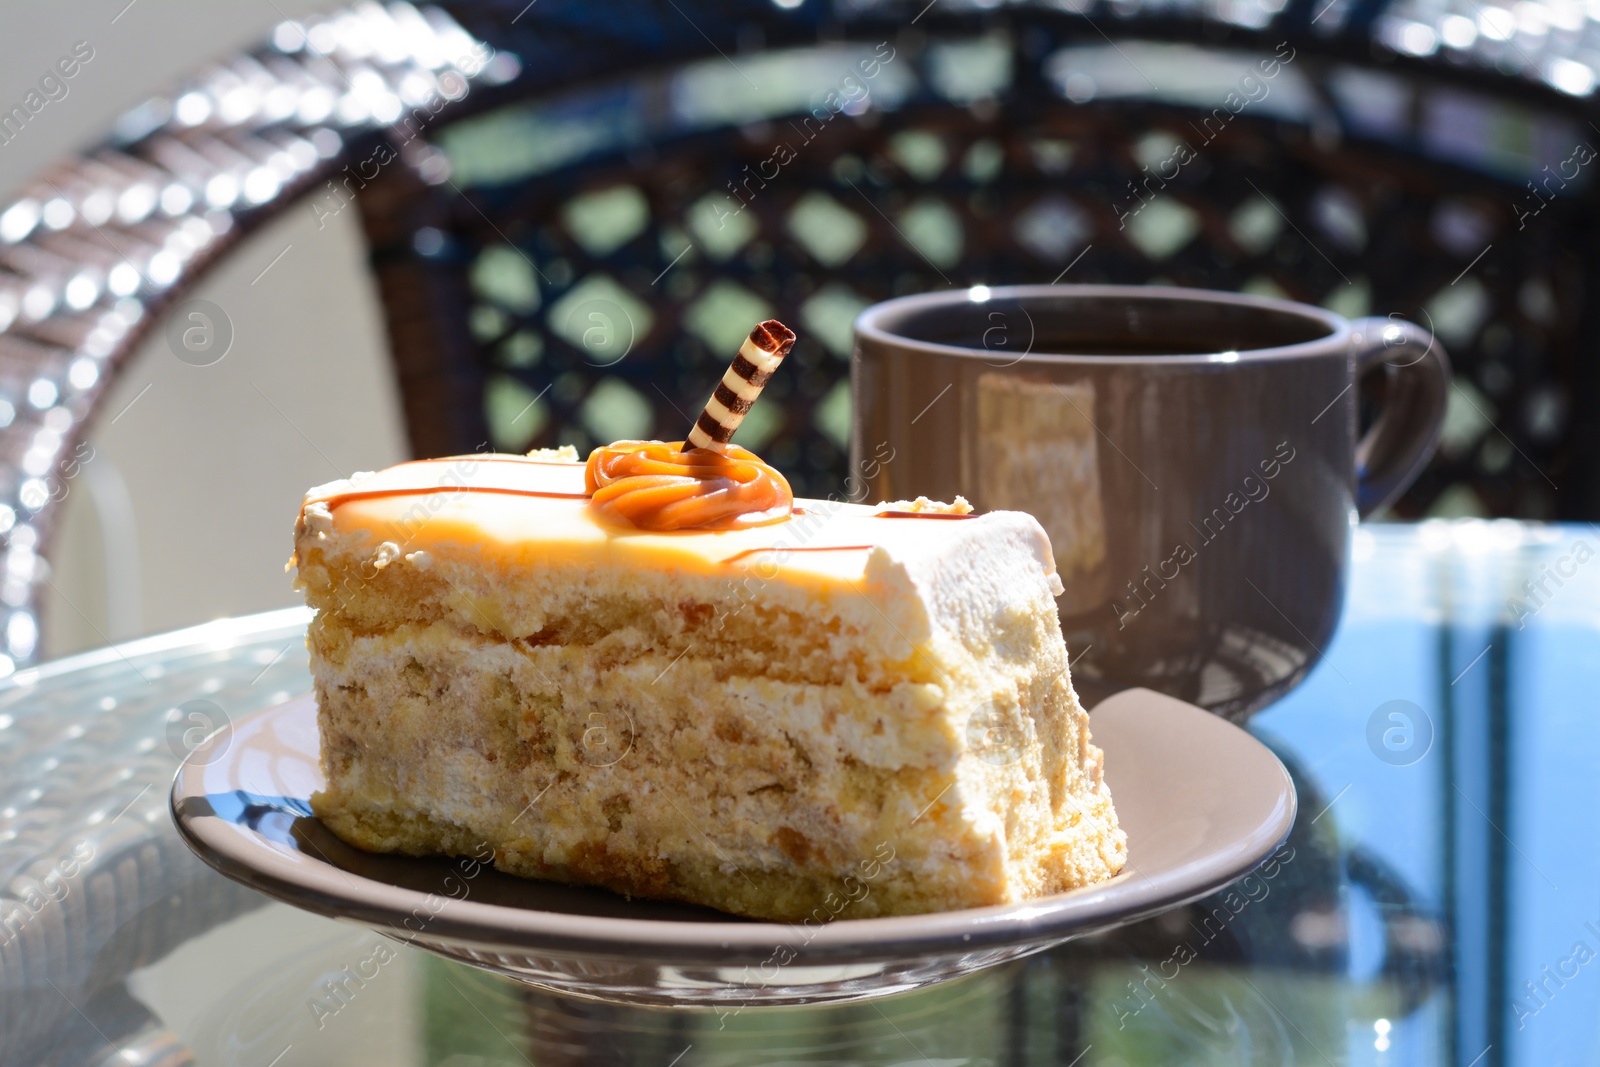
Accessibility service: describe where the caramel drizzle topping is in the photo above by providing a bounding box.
[304,457,590,516]
[872,510,977,519]
[316,485,590,512]
[585,440,794,531]
[300,455,978,541]
[718,544,872,565]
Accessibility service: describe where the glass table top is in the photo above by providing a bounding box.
[2,521,1595,1066]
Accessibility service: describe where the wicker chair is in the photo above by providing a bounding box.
[2,0,1596,675]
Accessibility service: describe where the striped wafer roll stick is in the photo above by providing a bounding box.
[682,319,797,452]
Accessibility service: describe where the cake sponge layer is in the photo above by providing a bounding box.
[310,615,1124,919]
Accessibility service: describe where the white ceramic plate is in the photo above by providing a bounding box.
[171,688,1294,1006]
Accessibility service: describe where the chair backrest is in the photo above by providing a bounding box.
[2,0,1596,665]
[365,0,1597,512]
[0,4,508,669]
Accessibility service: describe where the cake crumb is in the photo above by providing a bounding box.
[301,501,335,544]
[875,495,973,515]
[527,445,581,462]
[369,542,402,571]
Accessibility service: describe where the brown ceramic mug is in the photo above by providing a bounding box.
[851,285,1450,720]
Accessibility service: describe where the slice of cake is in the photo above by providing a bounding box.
[290,449,1126,921]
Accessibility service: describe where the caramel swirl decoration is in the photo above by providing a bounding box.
[586,441,793,531]
[585,320,799,531]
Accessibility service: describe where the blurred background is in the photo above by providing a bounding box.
[5,0,1596,664]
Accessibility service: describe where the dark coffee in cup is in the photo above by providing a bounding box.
[852,285,1449,719]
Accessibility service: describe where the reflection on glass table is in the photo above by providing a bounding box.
[1,522,1594,1065]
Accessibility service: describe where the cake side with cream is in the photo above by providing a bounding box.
[290,321,1125,921]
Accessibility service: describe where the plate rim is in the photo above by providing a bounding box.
[171,687,1296,963]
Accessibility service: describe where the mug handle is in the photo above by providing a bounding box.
[1350,317,1452,519]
